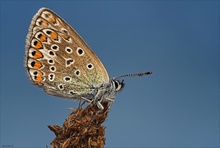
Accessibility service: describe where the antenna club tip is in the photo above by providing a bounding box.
[146,71,153,75]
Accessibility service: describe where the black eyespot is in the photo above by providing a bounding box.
[48,59,54,64]
[67,59,74,65]
[52,45,58,50]
[37,33,42,39]
[49,51,55,56]
[33,71,38,75]
[31,61,36,67]
[75,70,80,76]
[58,84,64,90]
[48,73,55,81]
[62,28,68,34]
[31,51,36,56]
[65,77,70,81]
[49,74,53,79]
[33,41,38,46]
[70,91,76,95]
[78,49,83,54]
[87,63,93,69]
[66,47,72,53]
[38,20,43,25]
[64,76,71,82]
[44,13,50,18]
[77,48,84,56]
[50,66,56,72]
[46,30,52,35]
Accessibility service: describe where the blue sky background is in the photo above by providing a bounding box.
[0,1,219,148]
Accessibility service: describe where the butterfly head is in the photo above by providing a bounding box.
[111,79,125,92]
[95,71,152,109]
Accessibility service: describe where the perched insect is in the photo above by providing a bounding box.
[25,8,152,109]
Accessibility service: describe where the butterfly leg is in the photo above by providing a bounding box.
[81,96,104,110]
[105,97,115,109]
[96,101,104,110]
[81,96,92,103]
[78,99,86,109]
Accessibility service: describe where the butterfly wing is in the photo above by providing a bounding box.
[25,8,109,99]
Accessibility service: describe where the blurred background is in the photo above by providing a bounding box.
[1,1,219,147]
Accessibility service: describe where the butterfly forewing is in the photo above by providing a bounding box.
[25,8,109,99]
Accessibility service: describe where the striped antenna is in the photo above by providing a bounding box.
[114,71,152,79]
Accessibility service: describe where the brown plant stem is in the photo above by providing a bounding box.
[48,101,110,148]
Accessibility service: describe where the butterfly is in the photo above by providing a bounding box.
[25,7,152,109]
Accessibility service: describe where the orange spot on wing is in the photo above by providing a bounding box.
[42,21,48,28]
[35,41,43,49]
[49,16,56,24]
[50,32,58,40]
[33,50,43,59]
[36,75,43,82]
[36,72,43,80]
[33,61,42,69]
[39,35,47,42]
[35,71,44,84]
[62,35,70,40]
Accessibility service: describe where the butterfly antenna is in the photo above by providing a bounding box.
[114,71,153,79]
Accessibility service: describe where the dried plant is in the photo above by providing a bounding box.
[48,102,110,148]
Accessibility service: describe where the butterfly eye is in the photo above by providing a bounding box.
[113,80,124,92]
[114,81,119,90]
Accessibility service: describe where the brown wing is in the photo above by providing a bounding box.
[25,8,109,98]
